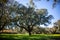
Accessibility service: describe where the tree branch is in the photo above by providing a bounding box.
[17,24,28,31]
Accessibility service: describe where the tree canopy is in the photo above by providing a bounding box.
[0,0,54,35]
[12,2,53,35]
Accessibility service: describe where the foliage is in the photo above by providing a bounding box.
[16,5,53,35]
[0,0,53,35]
[0,0,12,30]
[53,20,60,33]
[0,0,54,35]
[0,0,8,3]
[29,0,60,8]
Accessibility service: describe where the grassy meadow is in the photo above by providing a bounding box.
[0,34,60,40]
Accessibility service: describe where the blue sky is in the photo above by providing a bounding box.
[15,0,60,28]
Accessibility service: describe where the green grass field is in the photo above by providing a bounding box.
[0,34,60,40]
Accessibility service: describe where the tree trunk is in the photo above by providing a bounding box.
[27,25,32,36]
[29,31,31,36]
[0,26,4,31]
[0,22,6,31]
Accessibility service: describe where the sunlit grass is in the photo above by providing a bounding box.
[0,34,60,40]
